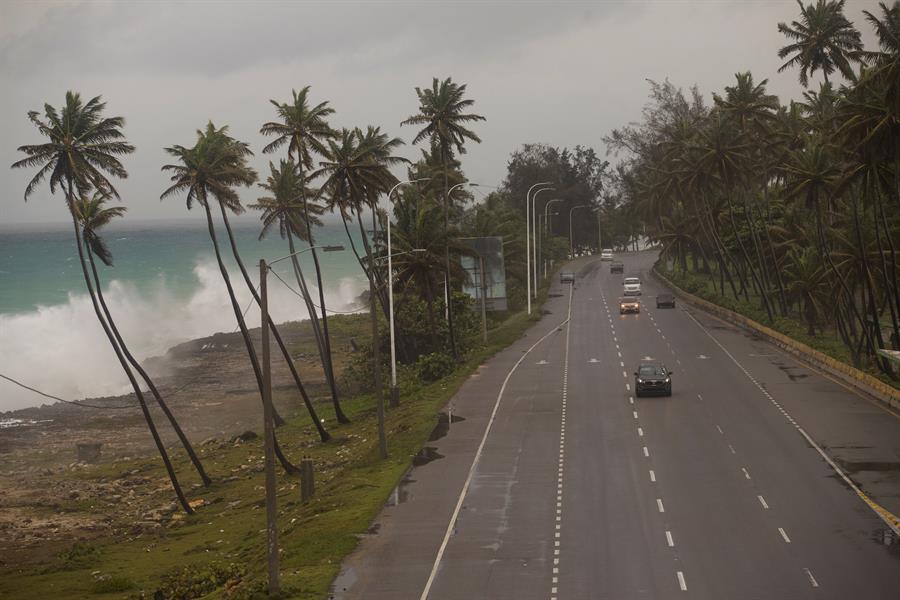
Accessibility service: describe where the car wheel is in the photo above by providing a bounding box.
[666,386,672,397]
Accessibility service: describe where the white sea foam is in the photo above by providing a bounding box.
[0,260,365,411]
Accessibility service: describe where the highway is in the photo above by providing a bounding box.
[332,251,900,600]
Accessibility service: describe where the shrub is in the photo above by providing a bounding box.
[91,575,134,593]
[416,352,456,382]
[129,562,245,600]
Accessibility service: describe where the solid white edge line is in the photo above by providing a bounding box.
[683,308,900,538]
[418,285,573,600]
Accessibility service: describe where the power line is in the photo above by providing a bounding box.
[267,268,364,315]
[0,373,136,410]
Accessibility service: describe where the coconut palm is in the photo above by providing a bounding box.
[783,246,827,335]
[260,88,346,422]
[402,77,485,359]
[777,0,864,87]
[74,192,211,487]
[12,92,195,513]
[162,123,311,471]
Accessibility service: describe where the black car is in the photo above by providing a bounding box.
[656,293,676,308]
[610,261,624,274]
[634,361,672,397]
[560,271,575,284]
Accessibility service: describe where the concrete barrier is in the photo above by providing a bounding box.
[651,267,900,413]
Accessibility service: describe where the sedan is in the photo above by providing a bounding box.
[656,294,676,308]
[634,361,672,397]
[619,297,641,314]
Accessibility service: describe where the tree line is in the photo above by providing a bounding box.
[602,1,900,378]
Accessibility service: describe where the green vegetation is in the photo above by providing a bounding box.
[603,1,900,381]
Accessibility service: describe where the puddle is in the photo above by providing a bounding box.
[386,472,416,506]
[413,446,444,467]
[872,528,899,546]
[329,566,358,599]
[771,360,809,381]
[835,459,900,473]
[428,412,466,442]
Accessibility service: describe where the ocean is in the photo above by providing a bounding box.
[0,218,369,411]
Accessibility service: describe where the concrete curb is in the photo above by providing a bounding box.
[650,267,900,414]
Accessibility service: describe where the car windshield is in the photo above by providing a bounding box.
[625,278,639,284]
[639,365,666,377]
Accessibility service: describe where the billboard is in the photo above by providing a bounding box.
[460,236,508,311]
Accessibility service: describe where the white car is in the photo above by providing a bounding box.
[600,248,613,261]
[623,277,642,296]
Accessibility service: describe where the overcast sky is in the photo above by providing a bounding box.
[0,0,883,225]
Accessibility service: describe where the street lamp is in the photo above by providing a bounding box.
[531,186,554,300]
[537,211,559,281]
[525,182,552,315]
[268,244,345,266]
[569,205,588,258]
[386,178,430,411]
[543,199,564,278]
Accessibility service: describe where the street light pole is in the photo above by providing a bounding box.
[258,259,280,596]
[386,178,430,409]
[531,186,554,300]
[569,205,588,258]
[525,181,551,315]
[543,199,564,278]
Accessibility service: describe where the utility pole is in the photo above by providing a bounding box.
[258,259,280,596]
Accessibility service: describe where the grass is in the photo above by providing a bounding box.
[0,289,550,599]
[658,263,900,391]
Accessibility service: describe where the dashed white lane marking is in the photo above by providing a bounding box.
[716,425,723,434]
[649,470,656,482]
[677,571,687,591]
[778,527,791,543]
[742,467,751,480]
[665,530,674,547]
[549,268,574,600]
[638,427,644,437]
[626,383,631,391]
[633,411,639,420]
[617,351,622,358]
[758,495,769,509]
[643,446,650,457]
[620,361,625,367]
[728,444,736,454]
[418,285,572,600]
[657,498,665,513]
[803,568,819,588]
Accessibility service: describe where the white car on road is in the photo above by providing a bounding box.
[623,277,642,296]
[600,248,613,261]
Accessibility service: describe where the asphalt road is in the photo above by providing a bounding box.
[332,251,900,600]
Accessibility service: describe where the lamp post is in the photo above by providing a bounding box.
[386,178,430,410]
[543,199,564,278]
[538,211,559,281]
[531,186,554,300]
[525,182,551,315]
[258,244,343,596]
[569,205,588,258]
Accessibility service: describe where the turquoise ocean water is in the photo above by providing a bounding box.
[0,218,368,410]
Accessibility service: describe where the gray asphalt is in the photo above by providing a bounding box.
[332,251,900,600]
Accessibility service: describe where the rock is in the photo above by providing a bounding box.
[233,430,258,442]
[200,437,218,446]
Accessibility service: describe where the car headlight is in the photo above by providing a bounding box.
[637,378,643,383]
[665,378,670,383]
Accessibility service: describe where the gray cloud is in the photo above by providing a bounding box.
[1,0,883,225]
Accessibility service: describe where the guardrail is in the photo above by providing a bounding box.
[651,267,900,413]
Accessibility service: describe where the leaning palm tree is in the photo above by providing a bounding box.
[777,0,864,87]
[74,192,211,486]
[260,88,346,422]
[402,77,485,359]
[12,92,194,514]
[162,123,313,471]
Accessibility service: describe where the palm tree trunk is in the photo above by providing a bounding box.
[285,231,348,424]
[201,202,300,473]
[874,176,900,349]
[215,205,332,440]
[726,194,773,320]
[67,186,192,513]
[440,143,459,360]
[86,247,211,486]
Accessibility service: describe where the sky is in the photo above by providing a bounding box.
[0,0,885,226]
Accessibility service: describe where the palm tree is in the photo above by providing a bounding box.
[161,123,311,471]
[74,192,211,486]
[12,92,195,514]
[402,77,485,359]
[260,88,346,422]
[777,0,864,86]
[783,246,827,335]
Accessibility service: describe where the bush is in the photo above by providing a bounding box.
[91,575,134,593]
[129,562,245,600]
[416,352,456,382]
